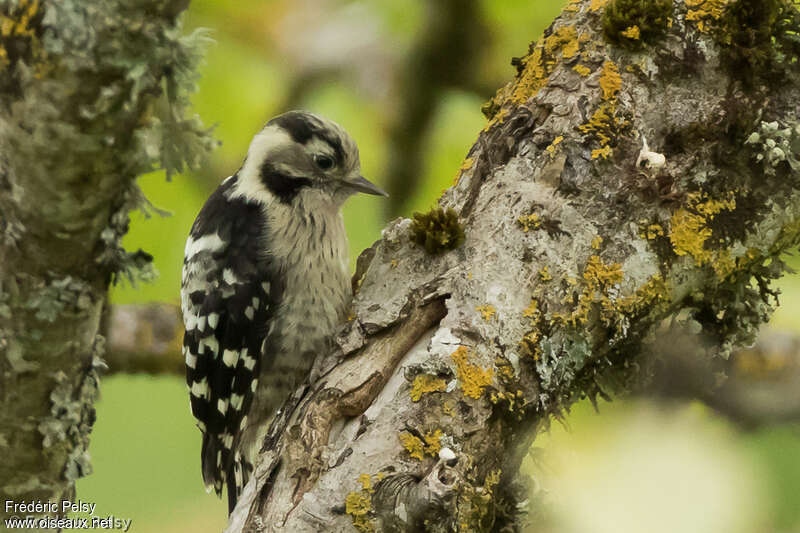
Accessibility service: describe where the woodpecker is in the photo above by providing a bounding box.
[180,110,387,513]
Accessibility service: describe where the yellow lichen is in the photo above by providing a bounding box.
[390,259,398,269]
[591,235,603,249]
[578,61,625,160]
[621,25,641,40]
[0,0,38,39]
[483,106,510,132]
[476,305,497,321]
[423,429,443,456]
[579,104,615,146]
[495,357,516,380]
[712,249,736,279]
[590,0,610,12]
[511,46,549,105]
[457,469,503,532]
[599,60,622,101]
[584,255,623,287]
[454,156,475,184]
[451,346,494,399]
[523,299,542,322]
[552,255,624,328]
[618,274,669,315]
[518,213,542,232]
[546,135,565,157]
[399,432,426,461]
[669,191,736,273]
[500,23,580,110]
[640,223,665,240]
[572,64,592,76]
[490,389,526,413]
[539,266,553,282]
[579,102,626,160]
[399,430,442,461]
[345,474,375,532]
[520,298,544,361]
[545,25,580,59]
[685,0,729,32]
[519,330,542,360]
[0,0,43,72]
[592,145,614,160]
[410,374,446,402]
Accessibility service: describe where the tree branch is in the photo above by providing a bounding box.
[646,327,800,427]
[226,0,800,530]
[103,303,184,376]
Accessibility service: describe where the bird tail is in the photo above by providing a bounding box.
[201,433,224,497]
[225,452,251,514]
[202,434,252,514]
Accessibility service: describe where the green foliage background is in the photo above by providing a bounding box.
[77,1,800,531]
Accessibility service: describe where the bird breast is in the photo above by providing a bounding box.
[266,199,352,356]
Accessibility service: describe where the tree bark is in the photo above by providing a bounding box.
[0,0,211,514]
[226,1,800,531]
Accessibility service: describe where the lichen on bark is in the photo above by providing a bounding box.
[0,0,213,511]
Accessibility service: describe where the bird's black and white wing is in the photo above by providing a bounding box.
[180,175,279,508]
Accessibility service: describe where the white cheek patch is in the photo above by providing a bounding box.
[232,127,295,204]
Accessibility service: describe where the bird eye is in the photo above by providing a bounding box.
[314,154,335,170]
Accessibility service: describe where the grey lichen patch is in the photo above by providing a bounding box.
[3,476,50,498]
[0,286,10,319]
[536,332,592,400]
[745,119,800,176]
[2,0,216,277]
[38,1,216,179]
[24,276,94,322]
[5,338,39,373]
[39,371,78,448]
[97,185,161,286]
[38,356,101,481]
[64,445,93,482]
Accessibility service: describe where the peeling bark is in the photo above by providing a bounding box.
[0,0,211,514]
[226,1,800,531]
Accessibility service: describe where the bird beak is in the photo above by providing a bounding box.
[345,176,389,197]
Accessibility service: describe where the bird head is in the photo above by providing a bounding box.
[235,110,387,206]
